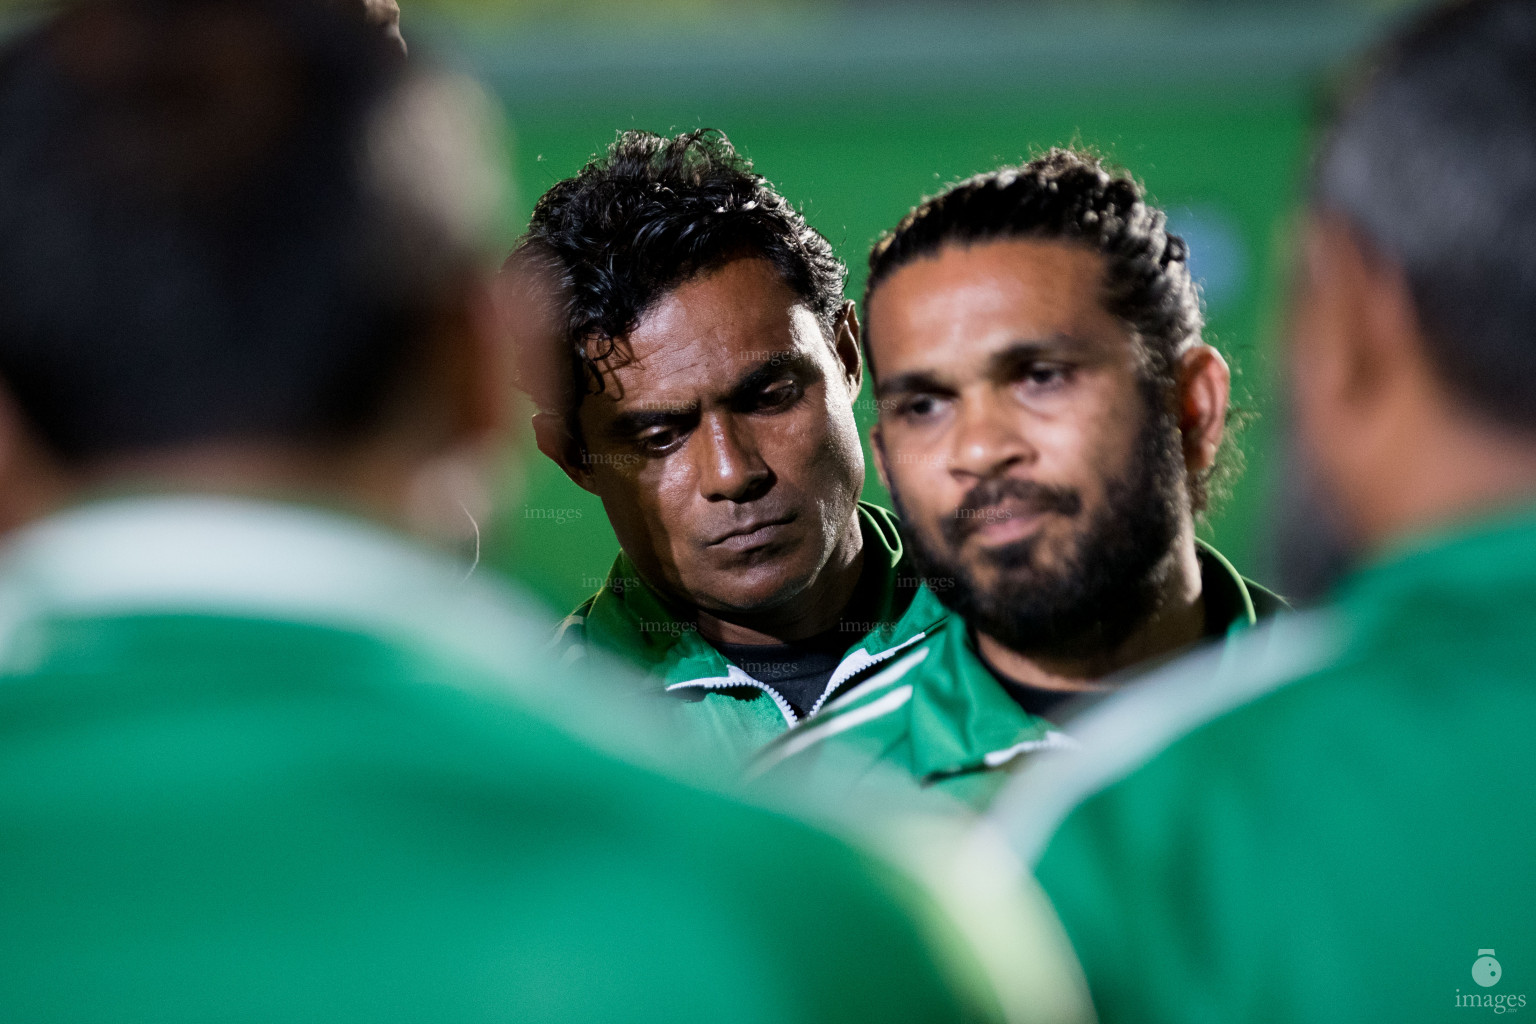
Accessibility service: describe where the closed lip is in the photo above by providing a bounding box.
[706,514,797,548]
[957,504,1050,545]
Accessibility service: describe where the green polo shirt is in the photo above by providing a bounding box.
[994,509,1536,1024]
[0,494,1077,1024]
[751,541,1282,810]
[553,501,935,765]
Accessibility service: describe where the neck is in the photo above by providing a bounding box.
[975,527,1206,693]
[695,510,866,646]
[0,439,70,538]
[1355,405,1536,556]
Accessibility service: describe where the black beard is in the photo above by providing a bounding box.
[890,391,1187,662]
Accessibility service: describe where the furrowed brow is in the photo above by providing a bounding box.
[605,406,696,439]
[987,336,1082,379]
[726,352,821,403]
[876,369,951,399]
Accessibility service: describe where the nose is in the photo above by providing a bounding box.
[695,410,774,503]
[947,388,1037,483]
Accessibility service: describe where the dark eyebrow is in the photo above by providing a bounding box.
[726,351,822,405]
[876,369,951,400]
[605,406,697,440]
[877,335,1083,399]
[601,351,822,438]
[988,337,1077,379]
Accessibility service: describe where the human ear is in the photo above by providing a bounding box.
[1302,214,1422,415]
[869,423,892,493]
[833,301,863,397]
[460,275,518,447]
[1287,213,1435,545]
[533,411,597,495]
[1175,343,1231,477]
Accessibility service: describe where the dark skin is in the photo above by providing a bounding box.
[867,239,1229,691]
[534,258,868,646]
[1291,214,1536,549]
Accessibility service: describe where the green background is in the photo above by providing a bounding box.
[435,5,1397,612]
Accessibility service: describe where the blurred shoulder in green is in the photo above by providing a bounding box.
[0,0,1088,1017]
[994,512,1536,1023]
[0,495,1090,1023]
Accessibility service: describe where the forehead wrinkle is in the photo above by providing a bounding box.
[588,257,831,423]
[618,319,822,410]
[871,242,1136,384]
[985,333,1112,374]
[603,338,735,414]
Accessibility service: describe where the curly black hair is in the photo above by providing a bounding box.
[866,148,1229,512]
[510,129,846,422]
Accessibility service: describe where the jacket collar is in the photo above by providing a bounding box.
[579,502,940,718]
[1197,539,1285,636]
[0,494,552,683]
[1337,505,1536,623]
[903,540,1275,782]
[904,600,1060,782]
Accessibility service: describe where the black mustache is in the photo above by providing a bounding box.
[943,478,1082,545]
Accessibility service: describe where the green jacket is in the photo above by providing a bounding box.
[752,542,1282,810]
[554,501,939,765]
[994,510,1536,1024]
[0,495,1065,1024]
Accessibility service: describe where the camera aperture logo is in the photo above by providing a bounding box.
[1457,949,1527,1014]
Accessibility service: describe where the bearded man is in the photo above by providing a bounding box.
[754,150,1282,807]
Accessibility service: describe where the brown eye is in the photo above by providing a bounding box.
[1021,365,1071,390]
[756,380,802,411]
[895,394,944,421]
[636,428,684,455]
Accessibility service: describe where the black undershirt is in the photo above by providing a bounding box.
[980,549,1243,721]
[710,539,910,718]
[713,630,850,719]
[973,645,1087,721]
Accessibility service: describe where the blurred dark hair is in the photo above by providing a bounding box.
[511,129,846,421]
[0,0,478,463]
[866,148,1222,511]
[1314,0,1536,431]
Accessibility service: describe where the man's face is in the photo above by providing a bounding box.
[575,258,865,616]
[868,239,1187,656]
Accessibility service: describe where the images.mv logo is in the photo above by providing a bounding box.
[1457,949,1527,1014]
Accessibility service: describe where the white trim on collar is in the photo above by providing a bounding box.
[988,610,1341,867]
[746,647,931,778]
[666,665,801,727]
[0,495,553,685]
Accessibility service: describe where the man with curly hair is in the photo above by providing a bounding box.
[752,149,1281,807]
[505,130,934,767]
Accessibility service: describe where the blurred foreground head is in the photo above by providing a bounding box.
[328,0,407,57]
[1295,0,1536,554]
[0,0,505,536]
